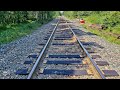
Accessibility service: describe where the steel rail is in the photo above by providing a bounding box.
[27,19,59,79]
[66,19,106,79]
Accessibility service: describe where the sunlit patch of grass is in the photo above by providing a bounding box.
[82,23,120,45]
[0,22,41,45]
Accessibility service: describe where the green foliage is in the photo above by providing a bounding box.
[0,22,41,44]
[0,11,58,44]
[64,11,120,26]
[64,11,120,32]
[0,11,56,29]
[64,11,75,19]
[84,26,120,45]
[64,11,120,45]
[53,11,60,18]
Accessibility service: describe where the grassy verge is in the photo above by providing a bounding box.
[82,21,120,45]
[64,11,120,45]
[0,21,42,45]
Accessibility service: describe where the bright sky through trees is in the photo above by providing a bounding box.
[60,11,64,14]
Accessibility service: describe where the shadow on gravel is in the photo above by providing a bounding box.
[72,29,98,36]
[71,28,104,49]
[86,32,98,36]
[81,41,104,49]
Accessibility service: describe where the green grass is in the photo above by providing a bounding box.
[84,14,103,24]
[82,24,120,45]
[0,22,42,45]
[81,13,120,45]
[64,11,120,45]
[111,25,120,34]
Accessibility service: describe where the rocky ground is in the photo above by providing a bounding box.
[72,20,120,79]
[0,19,58,79]
[0,18,120,79]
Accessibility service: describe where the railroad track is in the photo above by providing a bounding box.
[15,17,119,79]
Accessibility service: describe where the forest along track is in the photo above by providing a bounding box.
[16,17,119,79]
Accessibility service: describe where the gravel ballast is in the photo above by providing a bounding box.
[71,21,120,79]
[0,19,58,79]
[34,22,94,79]
[0,18,120,79]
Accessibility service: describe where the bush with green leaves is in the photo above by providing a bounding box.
[0,11,58,31]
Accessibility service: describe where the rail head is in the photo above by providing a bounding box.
[65,19,106,79]
[27,19,60,79]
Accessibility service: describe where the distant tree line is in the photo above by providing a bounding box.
[0,11,56,30]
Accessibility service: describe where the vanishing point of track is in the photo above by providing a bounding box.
[28,17,105,79]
